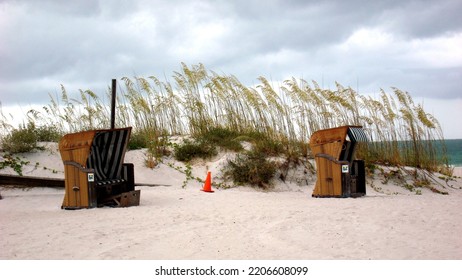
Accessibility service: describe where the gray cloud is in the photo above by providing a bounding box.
[379,0,462,38]
[1,0,461,137]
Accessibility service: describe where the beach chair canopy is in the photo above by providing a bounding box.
[346,126,368,143]
[309,125,367,163]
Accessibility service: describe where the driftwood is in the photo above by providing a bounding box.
[0,174,65,188]
[0,174,166,188]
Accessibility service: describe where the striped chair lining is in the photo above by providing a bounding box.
[87,129,130,182]
[347,127,368,143]
[341,127,367,162]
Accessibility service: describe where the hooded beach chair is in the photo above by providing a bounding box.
[309,125,368,197]
[59,127,140,209]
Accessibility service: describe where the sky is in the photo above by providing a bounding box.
[1,0,461,138]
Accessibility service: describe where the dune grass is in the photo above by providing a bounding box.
[0,63,450,180]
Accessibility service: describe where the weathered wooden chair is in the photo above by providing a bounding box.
[59,127,140,209]
[309,125,368,197]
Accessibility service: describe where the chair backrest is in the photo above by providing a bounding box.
[310,125,367,163]
[59,130,97,167]
[86,128,131,181]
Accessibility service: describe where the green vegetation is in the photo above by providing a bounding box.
[1,122,62,153]
[173,126,245,162]
[173,139,217,162]
[0,62,452,188]
[0,154,30,176]
[199,126,243,152]
[2,123,37,153]
[225,150,277,189]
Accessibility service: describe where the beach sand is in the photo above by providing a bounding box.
[1,143,462,260]
[452,166,462,177]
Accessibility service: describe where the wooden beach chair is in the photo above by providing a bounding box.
[309,125,368,197]
[59,127,140,209]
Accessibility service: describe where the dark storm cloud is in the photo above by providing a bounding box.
[0,0,461,106]
[1,0,167,102]
[222,0,391,49]
[378,0,462,38]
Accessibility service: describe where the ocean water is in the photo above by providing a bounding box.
[371,139,462,167]
[445,139,462,167]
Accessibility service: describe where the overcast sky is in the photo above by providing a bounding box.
[1,0,461,138]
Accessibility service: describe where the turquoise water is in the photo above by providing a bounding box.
[445,139,462,167]
[371,139,462,167]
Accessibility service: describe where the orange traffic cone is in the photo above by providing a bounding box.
[201,171,214,193]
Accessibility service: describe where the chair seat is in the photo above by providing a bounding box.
[96,179,126,186]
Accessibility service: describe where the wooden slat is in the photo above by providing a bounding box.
[0,174,64,188]
[59,130,96,167]
[0,174,163,188]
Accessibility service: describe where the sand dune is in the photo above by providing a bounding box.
[1,143,461,260]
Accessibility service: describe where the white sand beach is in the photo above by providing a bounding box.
[1,143,462,260]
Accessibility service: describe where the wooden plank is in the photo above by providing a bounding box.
[0,174,164,188]
[59,130,96,166]
[309,126,349,147]
[332,163,342,196]
[134,183,170,187]
[0,174,64,188]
